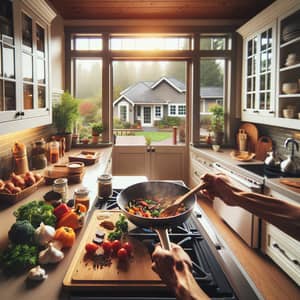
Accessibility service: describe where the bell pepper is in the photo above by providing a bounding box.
[53,203,70,220]
[54,226,76,248]
[57,208,85,230]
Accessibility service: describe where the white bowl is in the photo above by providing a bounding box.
[282,82,298,94]
[212,144,220,152]
[283,109,294,118]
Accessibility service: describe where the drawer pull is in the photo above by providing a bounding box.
[273,243,300,267]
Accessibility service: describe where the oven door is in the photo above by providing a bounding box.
[212,163,263,248]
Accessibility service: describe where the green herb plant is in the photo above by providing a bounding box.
[108,214,128,241]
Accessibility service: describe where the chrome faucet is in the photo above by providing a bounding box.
[280,138,299,174]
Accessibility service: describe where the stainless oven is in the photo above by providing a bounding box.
[212,162,264,248]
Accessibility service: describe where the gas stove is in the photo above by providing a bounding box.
[70,189,263,300]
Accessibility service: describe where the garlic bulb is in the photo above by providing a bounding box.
[35,222,55,246]
[39,242,64,264]
[27,265,48,281]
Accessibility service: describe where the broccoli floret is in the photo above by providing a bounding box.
[8,220,35,244]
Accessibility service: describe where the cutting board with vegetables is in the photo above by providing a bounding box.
[237,123,258,153]
[63,210,161,288]
[255,136,273,161]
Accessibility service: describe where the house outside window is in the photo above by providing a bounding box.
[154,105,162,119]
[119,105,128,122]
[178,105,186,116]
[169,104,176,116]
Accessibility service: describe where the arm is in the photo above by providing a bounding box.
[200,173,300,241]
[152,244,209,300]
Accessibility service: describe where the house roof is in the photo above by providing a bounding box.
[113,77,223,106]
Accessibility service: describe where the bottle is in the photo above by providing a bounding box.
[97,174,112,199]
[12,142,29,175]
[49,136,60,164]
[74,187,90,210]
[53,178,68,203]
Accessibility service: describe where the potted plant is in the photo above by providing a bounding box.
[209,104,224,145]
[90,122,103,144]
[52,92,79,151]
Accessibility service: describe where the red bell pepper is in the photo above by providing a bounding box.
[53,203,70,220]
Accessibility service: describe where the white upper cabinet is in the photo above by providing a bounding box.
[0,0,55,134]
[238,0,300,129]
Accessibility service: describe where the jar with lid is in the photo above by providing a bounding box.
[74,187,90,210]
[12,142,29,175]
[31,139,47,169]
[49,136,60,164]
[97,174,112,199]
[53,178,68,203]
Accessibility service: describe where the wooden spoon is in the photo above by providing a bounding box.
[160,182,206,217]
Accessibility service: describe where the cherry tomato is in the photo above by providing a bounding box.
[102,240,112,253]
[117,247,128,260]
[111,240,121,253]
[122,242,132,255]
[85,242,99,254]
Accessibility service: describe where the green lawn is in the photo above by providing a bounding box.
[135,131,172,142]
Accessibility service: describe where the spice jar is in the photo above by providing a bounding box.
[97,174,112,199]
[31,139,47,169]
[49,136,60,164]
[74,187,90,210]
[53,178,68,203]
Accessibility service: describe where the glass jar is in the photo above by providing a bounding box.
[53,178,68,203]
[49,136,60,164]
[31,139,47,169]
[97,174,112,199]
[74,187,90,210]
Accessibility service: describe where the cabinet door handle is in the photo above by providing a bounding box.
[20,111,25,116]
[15,112,20,118]
[253,110,259,113]
[269,111,274,114]
[151,147,155,152]
[273,243,300,267]
[147,146,151,152]
[242,109,247,112]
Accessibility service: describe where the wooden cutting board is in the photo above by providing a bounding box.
[63,210,161,288]
[238,123,259,153]
[255,136,273,161]
[280,179,300,190]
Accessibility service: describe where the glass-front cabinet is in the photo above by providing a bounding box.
[238,0,300,129]
[243,24,275,117]
[0,0,55,134]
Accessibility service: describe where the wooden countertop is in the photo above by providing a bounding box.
[0,146,112,300]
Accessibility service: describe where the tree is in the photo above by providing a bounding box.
[200,60,223,87]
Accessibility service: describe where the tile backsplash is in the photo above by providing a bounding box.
[256,124,300,165]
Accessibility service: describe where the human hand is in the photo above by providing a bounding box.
[200,173,240,206]
[152,243,192,288]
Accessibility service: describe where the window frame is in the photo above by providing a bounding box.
[66,29,235,145]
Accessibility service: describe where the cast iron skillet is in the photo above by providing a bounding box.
[117,181,196,249]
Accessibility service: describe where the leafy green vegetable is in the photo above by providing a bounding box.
[8,220,35,244]
[108,214,128,241]
[13,200,56,228]
[0,244,38,275]
[108,230,122,241]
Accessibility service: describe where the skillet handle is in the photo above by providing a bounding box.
[155,228,171,250]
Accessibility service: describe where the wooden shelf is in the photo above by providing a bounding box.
[280,63,300,72]
[280,36,300,48]
[278,93,300,98]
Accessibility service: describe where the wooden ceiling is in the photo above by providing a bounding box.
[48,0,275,21]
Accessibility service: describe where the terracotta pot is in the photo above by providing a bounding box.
[56,133,72,152]
[92,135,100,144]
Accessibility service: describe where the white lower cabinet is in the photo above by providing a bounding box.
[261,189,300,285]
[112,145,186,181]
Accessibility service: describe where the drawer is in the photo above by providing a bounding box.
[262,221,300,285]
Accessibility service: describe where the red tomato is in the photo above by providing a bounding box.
[111,240,121,253]
[102,240,112,253]
[85,243,99,254]
[122,242,132,255]
[117,247,128,260]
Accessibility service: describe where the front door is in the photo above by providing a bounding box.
[142,106,152,127]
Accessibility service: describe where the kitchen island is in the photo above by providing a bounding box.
[0,146,299,300]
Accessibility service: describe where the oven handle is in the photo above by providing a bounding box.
[213,162,262,192]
